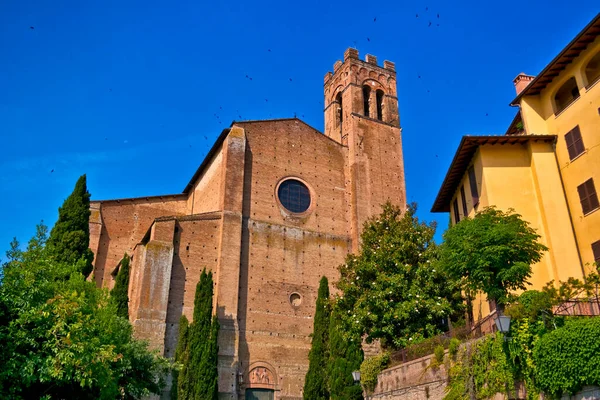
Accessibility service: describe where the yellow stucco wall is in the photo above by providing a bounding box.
[448,141,583,320]
[519,35,600,270]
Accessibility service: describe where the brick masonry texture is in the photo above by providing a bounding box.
[89,48,406,400]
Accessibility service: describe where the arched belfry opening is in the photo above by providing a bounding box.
[376,89,384,121]
[363,85,371,117]
[335,92,343,129]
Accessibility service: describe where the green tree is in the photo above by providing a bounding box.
[337,203,462,349]
[171,315,190,400]
[0,224,168,399]
[439,207,548,313]
[328,304,363,400]
[111,253,131,319]
[304,276,331,400]
[178,269,219,400]
[46,174,95,277]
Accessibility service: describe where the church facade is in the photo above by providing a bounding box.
[89,48,406,400]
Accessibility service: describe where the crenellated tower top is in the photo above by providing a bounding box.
[323,48,400,145]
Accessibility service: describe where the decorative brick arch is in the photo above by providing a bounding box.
[246,361,278,391]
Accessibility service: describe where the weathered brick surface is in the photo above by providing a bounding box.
[89,48,407,400]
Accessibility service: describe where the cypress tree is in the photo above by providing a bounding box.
[178,269,219,400]
[110,253,130,319]
[304,276,331,400]
[46,174,94,277]
[328,306,363,400]
[172,315,190,400]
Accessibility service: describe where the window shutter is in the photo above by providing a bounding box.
[565,129,576,160]
[460,186,468,216]
[565,126,585,161]
[592,240,600,263]
[453,198,460,223]
[468,166,479,206]
[578,178,599,215]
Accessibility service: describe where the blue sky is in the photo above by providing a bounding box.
[0,0,598,256]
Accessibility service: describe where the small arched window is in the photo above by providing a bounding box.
[584,51,600,88]
[554,77,580,115]
[335,92,343,128]
[362,85,371,117]
[376,90,384,121]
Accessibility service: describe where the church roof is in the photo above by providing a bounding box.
[431,134,557,213]
[182,118,329,194]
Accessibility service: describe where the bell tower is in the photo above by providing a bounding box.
[324,48,406,250]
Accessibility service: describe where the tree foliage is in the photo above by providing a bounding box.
[304,276,331,400]
[46,174,95,277]
[337,203,462,349]
[327,305,363,400]
[177,269,219,400]
[110,253,131,319]
[0,224,168,399]
[440,207,548,310]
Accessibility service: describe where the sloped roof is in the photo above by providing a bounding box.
[431,135,557,213]
[511,13,600,105]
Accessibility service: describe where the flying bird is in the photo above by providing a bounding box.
[367,37,370,42]
[289,78,293,82]
[416,14,419,18]
[29,26,34,30]
[373,17,377,22]
[50,169,54,173]
[437,13,440,18]
[428,21,432,27]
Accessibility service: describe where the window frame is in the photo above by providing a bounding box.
[276,178,312,214]
[553,76,580,115]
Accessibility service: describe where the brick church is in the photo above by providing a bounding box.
[89,48,406,400]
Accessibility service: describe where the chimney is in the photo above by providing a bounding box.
[513,73,535,95]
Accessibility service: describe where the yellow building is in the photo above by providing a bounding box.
[432,13,600,320]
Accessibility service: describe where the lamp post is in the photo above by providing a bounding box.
[352,370,368,400]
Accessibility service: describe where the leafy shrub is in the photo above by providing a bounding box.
[534,317,600,397]
[448,338,460,357]
[360,352,390,393]
[434,345,445,364]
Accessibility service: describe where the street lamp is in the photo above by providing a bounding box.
[494,314,511,334]
[352,370,369,400]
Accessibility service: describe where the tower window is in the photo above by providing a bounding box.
[376,90,384,121]
[277,179,311,213]
[363,85,371,117]
[553,77,580,115]
[584,51,600,88]
[460,185,468,216]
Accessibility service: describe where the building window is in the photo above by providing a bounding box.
[460,185,468,217]
[376,89,384,121]
[592,240,600,264]
[565,125,585,160]
[584,51,600,88]
[277,179,311,213]
[468,166,479,207]
[453,198,460,224]
[363,86,371,117]
[577,178,599,215]
[554,77,580,114]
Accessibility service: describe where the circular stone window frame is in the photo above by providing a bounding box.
[289,292,302,308]
[274,176,315,219]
